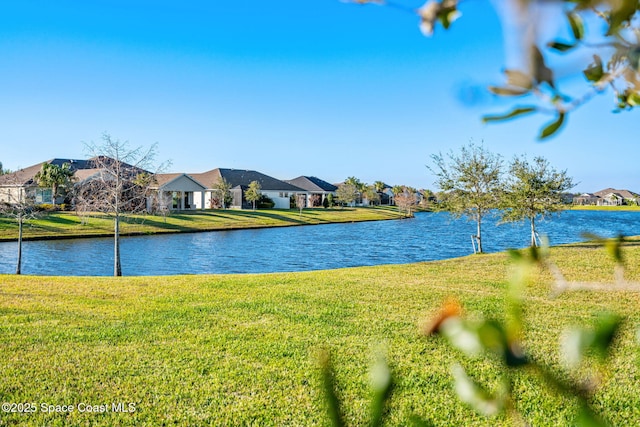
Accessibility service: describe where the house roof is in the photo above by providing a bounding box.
[593,188,640,199]
[0,157,149,187]
[0,158,89,186]
[285,176,337,192]
[152,173,206,191]
[192,168,305,192]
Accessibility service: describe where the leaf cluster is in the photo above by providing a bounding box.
[356,0,640,138]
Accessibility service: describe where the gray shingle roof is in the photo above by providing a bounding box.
[285,176,337,192]
[192,168,305,192]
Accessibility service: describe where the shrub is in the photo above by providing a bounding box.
[258,195,275,209]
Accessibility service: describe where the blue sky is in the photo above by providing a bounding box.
[0,0,637,192]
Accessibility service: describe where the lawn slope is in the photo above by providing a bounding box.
[0,207,405,242]
[1,241,639,426]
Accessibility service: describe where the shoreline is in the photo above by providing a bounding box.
[0,207,410,243]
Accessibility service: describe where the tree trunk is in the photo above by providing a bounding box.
[114,214,122,276]
[51,183,57,206]
[476,213,483,253]
[16,216,23,275]
[530,216,537,247]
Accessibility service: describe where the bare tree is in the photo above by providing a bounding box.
[294,193,307,216]
[0,174,39,274]
[394,186,418,217]
[80,133,164,276]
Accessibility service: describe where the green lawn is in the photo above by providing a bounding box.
[1,241,639,426]
[569,205,640,211]
[0,207,405,242]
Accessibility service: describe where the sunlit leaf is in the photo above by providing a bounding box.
[567,12,584,40]
[538,113,565,140]
[370,353,393,427]
[504,69,533,89]
[452,364,504,416]
[440,318,483,356]
[607,0,638,36]
[604,235,624,264]
[488,86,530,96]
[561,328,592,368]
[482,107,537,123]
[561,313,623,368]
[418,1,439,36]
[628,92,640,107]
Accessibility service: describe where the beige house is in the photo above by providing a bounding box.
[573,188,640,206]
[0,158,95,205]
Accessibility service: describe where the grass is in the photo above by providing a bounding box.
[1,240,640,425]
[568,205,640,211]
[0,207,406,242]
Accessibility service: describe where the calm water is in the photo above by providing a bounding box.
[0,210,639,276]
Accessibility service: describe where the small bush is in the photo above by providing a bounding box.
[34,204,59,212]
[258,195,275,209]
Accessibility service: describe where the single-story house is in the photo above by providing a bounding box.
[149,173,207,211]
[0,158,96,205]
[191,168,307,209]
[573,188,640,206]
[284,176,337,207]
[593,188,639,206]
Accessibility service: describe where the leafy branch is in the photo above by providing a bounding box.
[346,0,640,139]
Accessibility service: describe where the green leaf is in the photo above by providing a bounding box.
[370,354,393,427]
[575,404,610,427]
[440,318,483,357]
[488,86,530,96]
[604,235,624,264]
[583,55,604,82]
[538,113,566,140]
[592,313,623,361]
[319,350,345,427]
[452,364,504,416]
[628,92,640,107]
[561,313,623,368]
[607,0,637,36]
[567,12,584,40]
[531,45,554,87]
[482,107,537,123]
[547,41,576,52]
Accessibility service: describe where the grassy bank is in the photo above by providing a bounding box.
[1,241,639,426]
[568,205,640,211]
[0,207,405,242]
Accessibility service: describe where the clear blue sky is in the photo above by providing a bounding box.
[0,0,636,192]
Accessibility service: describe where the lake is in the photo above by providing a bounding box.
[1,210,639,276]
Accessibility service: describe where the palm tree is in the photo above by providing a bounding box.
[35,162,74,206]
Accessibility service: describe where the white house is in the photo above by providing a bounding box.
[191,168,307,209]
[150,173,207,211]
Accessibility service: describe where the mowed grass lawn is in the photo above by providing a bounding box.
[1,241,640,426]
[0,207,406,241]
